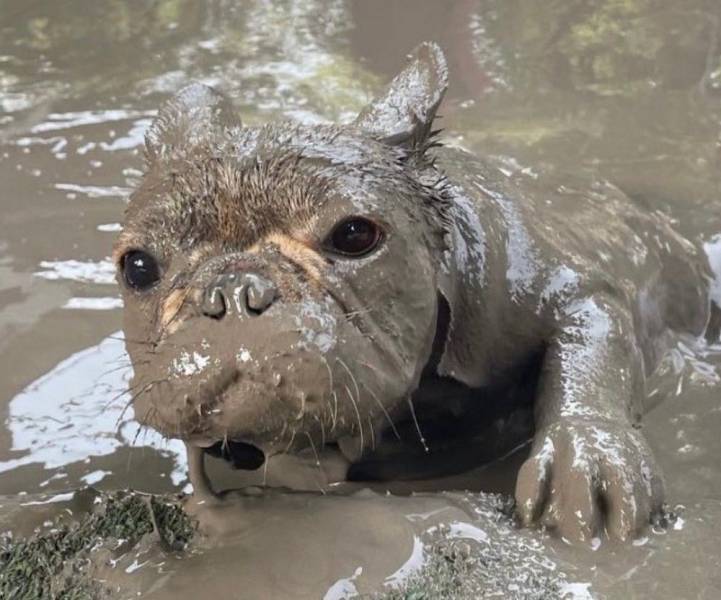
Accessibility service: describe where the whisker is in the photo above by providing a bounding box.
[319,354,335,402]
[319,417,326,449]
[336,357,361,410]
[116,396,137,430]
[305,432,321,469]
[116,378,165,427]
[362,382,401,441]
[126,406,156,474]
[330,390,339,432]
[319,354,337,433]
[304,432,326,495]
[131,413,149,447]
[284,429,297,453]
[343,383,364,452]
[367,416,376,451]
[407,395,429,453]
[102,376,152,411]
[101,356,133,366]
[97,361,148,378]
[107,334,158,347]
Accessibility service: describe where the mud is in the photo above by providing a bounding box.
[2,1,721,599]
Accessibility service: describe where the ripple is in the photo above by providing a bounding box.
[0,332,187,486]
[62,297,123,310]
[35,259,116,285]
[54,183,131,199]
[30,109,155,134]
[97,223,123,232]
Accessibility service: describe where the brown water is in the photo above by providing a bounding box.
[1,1,721,598]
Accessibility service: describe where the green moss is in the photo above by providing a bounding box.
[373,538,481,600]
[372,534,563,600]
[0,492,194,600]
[370,497,564,600]
[150,496,195,551]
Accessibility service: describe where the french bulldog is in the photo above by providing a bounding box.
[114,42,718,543]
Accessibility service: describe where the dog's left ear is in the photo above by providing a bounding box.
[145,83,241,166]
[354,42,448,150]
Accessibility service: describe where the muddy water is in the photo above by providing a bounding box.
[1,1,721,598]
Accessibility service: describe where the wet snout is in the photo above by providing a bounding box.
[201,271,278,319]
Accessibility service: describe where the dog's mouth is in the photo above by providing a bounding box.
[203,440,266,470]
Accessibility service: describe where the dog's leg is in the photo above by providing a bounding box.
[515,293,665,544]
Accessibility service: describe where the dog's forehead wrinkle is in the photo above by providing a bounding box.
[124,120,450,259]
[133,154,323,250]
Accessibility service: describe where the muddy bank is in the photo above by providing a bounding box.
[3,484,716,599]
[0,488,585,599]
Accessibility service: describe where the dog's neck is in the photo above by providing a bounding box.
[433,183,520,388]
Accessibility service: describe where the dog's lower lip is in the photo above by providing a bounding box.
[188,437,217,448]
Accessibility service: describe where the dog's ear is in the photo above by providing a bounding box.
[353,42,448,151]
[145,83,241,166]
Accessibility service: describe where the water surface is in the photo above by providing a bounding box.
[1,1,720,598]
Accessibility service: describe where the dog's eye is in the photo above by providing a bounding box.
[122,250,161,291]
[325,217,382,257]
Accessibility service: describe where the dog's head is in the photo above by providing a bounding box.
[114,43,451,466]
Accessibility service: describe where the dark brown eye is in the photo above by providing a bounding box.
[325,217,382,257]
[122,250,160,291]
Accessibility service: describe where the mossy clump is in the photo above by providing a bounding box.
[374,536,563,600]
[0,491,195,600]
[375,537,484,600]
[150,495,195,551]
[372,496,564,600]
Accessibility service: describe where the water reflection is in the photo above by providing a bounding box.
[0,332,187,489]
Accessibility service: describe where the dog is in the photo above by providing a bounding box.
[114,42,718,543]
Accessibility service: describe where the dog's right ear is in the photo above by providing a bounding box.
[353,42,448,151]
[144,83,241,166]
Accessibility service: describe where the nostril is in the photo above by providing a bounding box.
[244,274,277,315]
[200,272,276,319]
[202,286,227,319]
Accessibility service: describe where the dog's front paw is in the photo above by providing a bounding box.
[515,418,665,543]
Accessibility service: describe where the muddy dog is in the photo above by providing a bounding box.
[113,43,719,543]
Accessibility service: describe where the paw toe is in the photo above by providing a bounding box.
[557,467,601,543]
[515,455,551,526]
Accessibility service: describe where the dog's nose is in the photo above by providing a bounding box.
[201,272,277,319]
